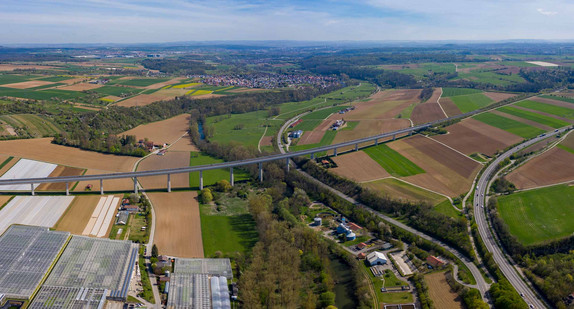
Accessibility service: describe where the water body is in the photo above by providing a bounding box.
[329,255,356,309]
[198,122,205,140]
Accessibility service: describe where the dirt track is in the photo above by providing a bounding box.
[507,147,574,189]
[331,151,390,182]
[148,191,204,258]
[434,118,522,156]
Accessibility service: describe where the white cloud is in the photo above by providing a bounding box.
[537,8,558,16]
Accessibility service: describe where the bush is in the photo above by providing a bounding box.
[201,188,213,203]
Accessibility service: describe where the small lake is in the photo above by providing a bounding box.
[329,254,356,309]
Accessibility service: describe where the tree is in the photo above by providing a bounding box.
[215,180,232,192]
[319,292,336,307]
[151,244,158,258]
[201,188,213,203]
[129,193,140,204]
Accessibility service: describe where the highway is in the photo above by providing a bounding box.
[475,127,569,309]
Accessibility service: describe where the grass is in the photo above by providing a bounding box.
[0,87,86,100]
[397,102,418,119]
[363,178,445,206]
[127,213,149,243]
[473,112,545,138]
[115,78,171,87]
[360,261,413,305]
[455,70,525,86]
[382,269,409,288]
[92,85,139,96]
[497,184,574,245]
[514,100,574,119]
[0,114,63,137]
[342,121,359,130]
[398,63,456,78]
[37,76,72,82]
[363,144,425,177]
[442,87,482,97]
[294,119,323,132]
[0,74,38,85]
[539,95,574,104]
[434,200,462,218]
[449,93,493,113]
[557,144,574,154]
[291,130,338,155]
[301,106,349,120]
[28,83,65,90]
[0,156,14,170]
[497,106,570,128]
[189,152,250,188]
[470,153,488,162]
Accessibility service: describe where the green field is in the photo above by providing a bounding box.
[363,144,425,177]
[360,261,413,305]
[199,196,258,257]
[514,100,574,119]
[301,106,348,120]
[0,87,87,100]
[0,114,63,137]
[497,106,570,128]
[398,63,456,77]
[363,178,444,206]
[441,87,483,97]
[473,112,545,138]
[449,93,493,113]
[291,130,337,154]
[93,85,140,96]
[497,184,574,245]
[29,83,65,90]
[37,76,72,82]
[434,200,462,218]
[189,152,251,188]
[0,74,38,85]
[538,95,574,104]
[455,70,525,86]
[114,78,171,87]
[293,119,323,132]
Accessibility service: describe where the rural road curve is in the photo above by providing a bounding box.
[475,127,570,309]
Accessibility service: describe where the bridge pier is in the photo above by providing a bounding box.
[66,182,69,196]
[393,134,396,141]
[230,168,234,186]
[310,153,314,159]
[355,144,359,151]
[409,131,413,136]
[133,177,138,194]
[258,162,263,182]
[30,183,34,196]
[199,171,204,190]
[333,148,337,156]
[375,139,378,146]
[100,179,104,195]
[286,158,290,173]
[167,174,171,192]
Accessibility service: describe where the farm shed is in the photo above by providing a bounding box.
[116,211,129,225]
[0,225,69,301]
[426,255,446,268]
[367,251,388,266]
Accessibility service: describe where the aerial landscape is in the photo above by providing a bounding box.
[1,1,574,309]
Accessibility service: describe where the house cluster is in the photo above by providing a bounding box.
[189,73,340,89]
[289,130,303,139]
[88,78,110,84]
[338,106,356,114]
[138,139,166,151]
[336,218,362,241]
[331,119,346,130]
[115,199,139,225]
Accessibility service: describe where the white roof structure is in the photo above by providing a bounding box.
[367,251,388,266]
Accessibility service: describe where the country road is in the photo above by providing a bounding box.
[475,127,570,309]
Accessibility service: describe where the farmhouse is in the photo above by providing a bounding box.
[356,242,367,250]
[367,251,388,266]
[426,256,446,268]
[122,204,139,213]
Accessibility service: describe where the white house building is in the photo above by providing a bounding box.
[366,251,388,266]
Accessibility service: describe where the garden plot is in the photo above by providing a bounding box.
[82,195,121,238]
[0,159,57,191]
[0,196,74,234]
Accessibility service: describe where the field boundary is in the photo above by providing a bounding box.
[425,135,484,165]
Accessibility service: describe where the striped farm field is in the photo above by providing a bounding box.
[449,93,493,113]
[363,144,425,177]
[363,178,446,205]
[188,89,213,96]
[171,82,201,89]
[497,106,570,128]
[441,87,482,97]
[54,195,101,235]
[0,159,57,191]
[515,100,574,119]
[0,114,63,137]
[0,196,75,235]
[115,78,171,87]
[473,112,545,138]
[81,195,121,238]
[497,184,574,245]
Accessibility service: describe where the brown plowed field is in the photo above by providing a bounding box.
[483,92,516,102]
[425,88,442,103]
[0,138,137,172]
[560,132,574,150]
[425,272,463,309]
[137,152,189,190]
[0,64,58,71]
[440,98,462,117]
[54,195,100,235]
[491,110,554,131]
[37,165,85,191]
[363,179,446,205]
[121,114,191,145]
[433,118,522,156]
[0,196,13,209]
[507,147,574,189]
[145,77,185,90]
[0,156,18,176]
[148,191,204,258]
[389,136,481,196]
[297,119,332,145]
[2,81,54,89]
[58,83,103,91]
[331,151,390,182]
[115,94,167,107]
[512,106,574,124]
[259,136,273,147]
[336,89,421,121]
[330,119,410,153]
[411,103,446,124]
[168,136,199,152]
[74,169,135,192]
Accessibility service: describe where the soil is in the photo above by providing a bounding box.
[483,92,516,102]
[147,191,204,258]
[411,103,446,124]
[259,136,273,147]
[73,169,136,192]
[58,83,104,91]
[330,118,410,153]
[115,94,167,107]
[137,152,189,190]
[0,64,58,71]
[297,119,332,145]
[121,114,191,146]
[2,80,55,89]
[507,147,574,189]
[54,195,101,235]
[440,97,462,117]
[144,77,185,90]
[331,151,390,182]
[0,156,19,177]
[37,165,85,191]
[424,272,463,309]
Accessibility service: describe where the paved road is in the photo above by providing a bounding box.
[475,127,569,309]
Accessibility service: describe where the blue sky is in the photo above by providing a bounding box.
[0,0,572,44]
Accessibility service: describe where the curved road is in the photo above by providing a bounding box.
[475,128,569,309]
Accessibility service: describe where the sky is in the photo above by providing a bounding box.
[0,0,573,44]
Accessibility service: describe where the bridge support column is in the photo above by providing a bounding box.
[409,131,413,136]
[375,139,378,146]
[134,177,138,194]
[310,153,314,159]
[66,182,69,196]
[333,148,337,156]
[393,134,396,141]
[199,171,203,190]
[286,158,290,173]
[30,183,35,196]
[355,144,359,151]
[258,162,263,182]
[230,168,234,186]
[100,179,104,195]
[167,174,171,192]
